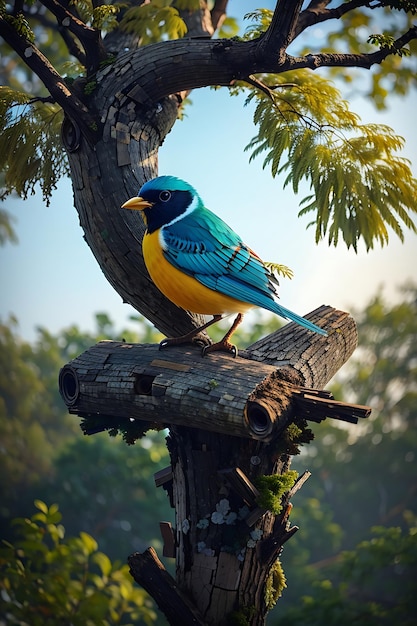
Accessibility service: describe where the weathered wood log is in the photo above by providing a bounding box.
[59,342,292,440]
[60,305,371,626]
[242,305,358,389]
[59,306,369,442]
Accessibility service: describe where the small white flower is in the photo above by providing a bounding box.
[197,541,206,553]
[182,519,190,534]
[211,511,225,524]
[197,518,209,529]
[250,528,263,541]
[216,499,230,515]
[225,511,237,525]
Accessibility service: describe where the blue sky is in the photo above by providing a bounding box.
[1,2,416,341]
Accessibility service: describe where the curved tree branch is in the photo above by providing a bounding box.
[38,0,107,73]
[257,0,304,59]
[0,14,98,142]
[291,25,417,71]
[296,0,370,35]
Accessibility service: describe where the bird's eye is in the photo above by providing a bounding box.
[159,190,171,202]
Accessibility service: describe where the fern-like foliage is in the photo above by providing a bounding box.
[73,0,122,32]
[243,8,273,40]
[1,9,35,42]
[0,207,17,245]
[264,261,294,281]
[0,87,68,204]
[245,71,417,251]
[120,0,188,45]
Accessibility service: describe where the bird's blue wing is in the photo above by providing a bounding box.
[161,208,278,308]
[161,206,327,335]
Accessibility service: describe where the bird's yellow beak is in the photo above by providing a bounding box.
[121,196,153,211]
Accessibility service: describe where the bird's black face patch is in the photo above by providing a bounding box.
[142,189,194,233]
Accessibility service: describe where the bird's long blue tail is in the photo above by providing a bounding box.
[272,303,328,336]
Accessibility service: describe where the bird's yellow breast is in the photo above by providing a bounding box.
[142,230,252,315]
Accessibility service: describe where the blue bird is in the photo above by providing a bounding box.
[122,176,327,355]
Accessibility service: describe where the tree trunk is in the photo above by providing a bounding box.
[60,307,371,625]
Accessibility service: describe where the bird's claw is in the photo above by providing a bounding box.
[159,335,207,350]
[201,341,238,358]
[159,337,175,350]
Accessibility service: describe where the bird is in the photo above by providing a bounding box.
[121,176,327,356]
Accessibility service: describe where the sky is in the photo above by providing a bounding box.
[1,2,417,342]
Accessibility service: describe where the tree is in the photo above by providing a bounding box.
[1,2,417,624]
[276,523,417,626]
[0,500,157,625]
[0,316,78,522]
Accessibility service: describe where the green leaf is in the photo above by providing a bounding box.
[79,530,98,554]
[243,8,273,40]
[0,87,69,204]
[120,3,188,45]
[263,261,294,280]
[91,4,121,32]
[93,551,112,577]
[34,499,48,514]
[4,12,35,42]
[245,71,417,250]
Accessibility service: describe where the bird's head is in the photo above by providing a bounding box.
[121,176,201,233]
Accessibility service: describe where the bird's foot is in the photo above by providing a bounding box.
[201,340,238,358]
[159,335,205,350]
[159,315,223,351]
[159,336,186,350]
[200,312,243,357]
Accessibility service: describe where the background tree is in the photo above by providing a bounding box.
[0,313,171,559]
[0,500,157,625]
